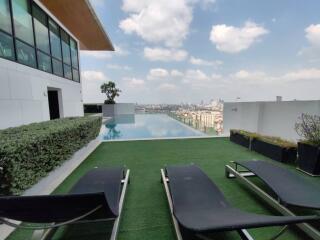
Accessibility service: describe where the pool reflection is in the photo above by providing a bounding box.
[104,115,135,140]
[102,114,205,141]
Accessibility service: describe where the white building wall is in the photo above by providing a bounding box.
[0,58,83,129]
[223,100,320,141]
[0,0,84,130]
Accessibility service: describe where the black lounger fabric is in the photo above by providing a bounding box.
[0,167,124,223]
[236,160,320,209]
[165,165,318,232]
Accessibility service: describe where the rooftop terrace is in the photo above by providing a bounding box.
[7,138,319,240]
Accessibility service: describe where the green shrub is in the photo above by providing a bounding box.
[0,116,102,195]
[230,129,258,139]
[295,113,320,147]
[230,129,296,149]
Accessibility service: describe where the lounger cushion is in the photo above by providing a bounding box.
[165,165,318,232]
[236,160,320,209]
[0,167,124,223]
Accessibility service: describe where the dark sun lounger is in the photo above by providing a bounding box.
[0,167,130,240]
[161,165,318,240]
[226,160,320,240]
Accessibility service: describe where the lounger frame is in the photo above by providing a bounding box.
[225,162,320,240]
[3,169,130,240]
[160,169,254,240]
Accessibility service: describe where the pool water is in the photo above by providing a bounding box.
[102,114,206,141]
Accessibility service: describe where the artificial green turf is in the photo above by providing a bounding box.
[7,138,319,240]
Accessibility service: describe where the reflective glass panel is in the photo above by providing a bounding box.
[37,51,51,73]
[52,58,63,77]
[0,0,12,33]
[12,0,34,45]
[70,38,78,69]
[33,5,50,54]
[72,68,79,82]
[49,19,61,60]
[0,31,14,60]
[61,29,70,65]
[63,63,72,79]
[16,39,36,67]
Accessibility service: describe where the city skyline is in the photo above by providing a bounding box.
[81,0,320,104]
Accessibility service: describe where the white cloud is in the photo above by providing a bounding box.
[210,21,269,53]
[144,47,188,62]
[282,68,320,82]
[189,56,223,66]
[298,24,320,59]
[232,70,267,80]
[82,71,106,81]
[114,45,130,56]
[81,71,108,103]
[229,68,320,85]
[211,73,222,80]
[147,68,169,80]
[124,77,146,87]
[171,69,184,77]
[305,24,320,48]
[81,45,129,59]
[158,83,177,91]
[120,0,193,47]
[106,64,132,71]
[182,69,223,88]
[114,68,320,103]
[185,69,211,82]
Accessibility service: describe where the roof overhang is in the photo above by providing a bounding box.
[40,0,114,51]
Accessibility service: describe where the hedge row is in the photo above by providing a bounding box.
[0,116,102,195]
[230,129,296,148]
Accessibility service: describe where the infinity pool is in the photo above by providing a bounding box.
[102,114,206,141]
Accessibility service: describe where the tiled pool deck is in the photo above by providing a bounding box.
[7,138,319,240]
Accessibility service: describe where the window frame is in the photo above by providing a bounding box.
[0,0,80,83]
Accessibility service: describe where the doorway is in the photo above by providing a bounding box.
[48,90,60,120]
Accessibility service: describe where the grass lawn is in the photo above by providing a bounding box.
[7,138,318,240]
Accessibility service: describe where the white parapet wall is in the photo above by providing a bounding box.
[223,100,320,141]
[102,103,135,117]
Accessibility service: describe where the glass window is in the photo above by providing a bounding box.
[72,68,79,82]
[60,29,71,65]
[37,51,51,73]
[33,5,49,54]
[70,38,78,69]
[16,39,36,67]
[52,58,63,77]
[63,64,72,79]
[0,0,12,34]
[12,0,34,46]
[49,19,61,60]
[0,31,14,60]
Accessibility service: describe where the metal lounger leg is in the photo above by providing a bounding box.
[237,229,255,240]
[161,169,183,240]
[226,164,320,240]
[110,169,130,240]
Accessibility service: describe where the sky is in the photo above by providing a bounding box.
[81,0,320,104]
